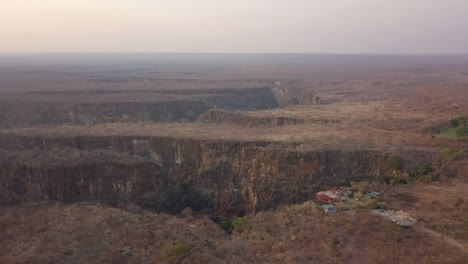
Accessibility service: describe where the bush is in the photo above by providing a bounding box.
[450,116,468,126]
[291,97,299,105]
[413,164,432,177]
[162,243,191,262]
[220,220,233,233]
[440,148,466,161]
[446,116,468,137]
[450,116,468,127]
[232,217,249,232]
[386,154,403,170]
[350,181,369,192]
[391,177,408,185]
[337,179,352,187]
[375,175,391,184]
[410,164,433,183]
[450,118,460,128]
[354,191,364,199]
[422,256,433,264]
[454,126,467,137]
[365,199,379,209]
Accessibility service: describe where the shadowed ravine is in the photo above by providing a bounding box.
[0,133,429,217]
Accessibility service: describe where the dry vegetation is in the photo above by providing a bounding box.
[383,183,468,245]
[3,66,468,152]
[2,55,468,263]
[1,201,467,264]
[1,119,464,153]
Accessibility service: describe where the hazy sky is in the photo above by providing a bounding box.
[1,0,468,53]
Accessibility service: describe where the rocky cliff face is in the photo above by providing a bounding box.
[0,133,416,217]
[197,109,304,127]
[0,101,209,127]
[0,87,279,128]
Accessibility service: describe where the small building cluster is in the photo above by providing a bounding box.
[372,209,417,228]
[315,186,381,213]
[322,204,337,213]
[314,186,417,228]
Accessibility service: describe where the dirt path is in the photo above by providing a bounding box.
[344,211,365,264]
[416,226,468,253]
[345,229,362,264]
[364,125,404,134]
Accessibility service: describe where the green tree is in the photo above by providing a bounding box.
[386,154,403,170]
[162,244,191,262]
[454,126,467,137]
[441,148,467,161]
[450,118,460,128]
[413,164,432,177]
[350,181,369,192]
[220,220,233,233]
[391,177,408,185]
[232,217,249,232]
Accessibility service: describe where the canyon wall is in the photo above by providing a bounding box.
[0,87,279,128]
[0,134,414,217]
[197,109,304,127]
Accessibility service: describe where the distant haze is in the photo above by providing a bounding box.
[2,0,468,54]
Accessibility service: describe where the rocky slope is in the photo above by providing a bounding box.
[0,133,430,217]
[0,87,278,128]
[1,201,466,264]
[197,110,304,127]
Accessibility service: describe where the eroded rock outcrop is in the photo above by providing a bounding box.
[0,87,279,128]
[0,134,428,217]
[197,110,304,127]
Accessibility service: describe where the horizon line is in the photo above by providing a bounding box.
[1,52,468,56]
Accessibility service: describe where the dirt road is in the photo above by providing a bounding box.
[344,211,366,264]
[416,226,468,254]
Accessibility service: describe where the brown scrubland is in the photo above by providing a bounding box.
[0,54,467,263]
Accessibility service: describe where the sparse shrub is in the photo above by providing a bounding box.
[422,256,432,264]
[386,154,403,170]
[348,197,377,209]
[232,217,249,232]
[162,243,191,262]
[454,126,467,137]
[391,177,408,185]
[291,201,316,212]
[450,116,468,128]
[220,220,233,233]
[440,148,466,161]
[410,164,433,183]
[443,117,468,137]
[354,191,364,199]
[440,148,451,159]
[375,175,391,184]
[337,179,352,187]
[364,199,379,209]
[291,97,299,105]
[350,181,369,192]
[414,164,432,176]
[450,118,460,128]
[335,201,345,209]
